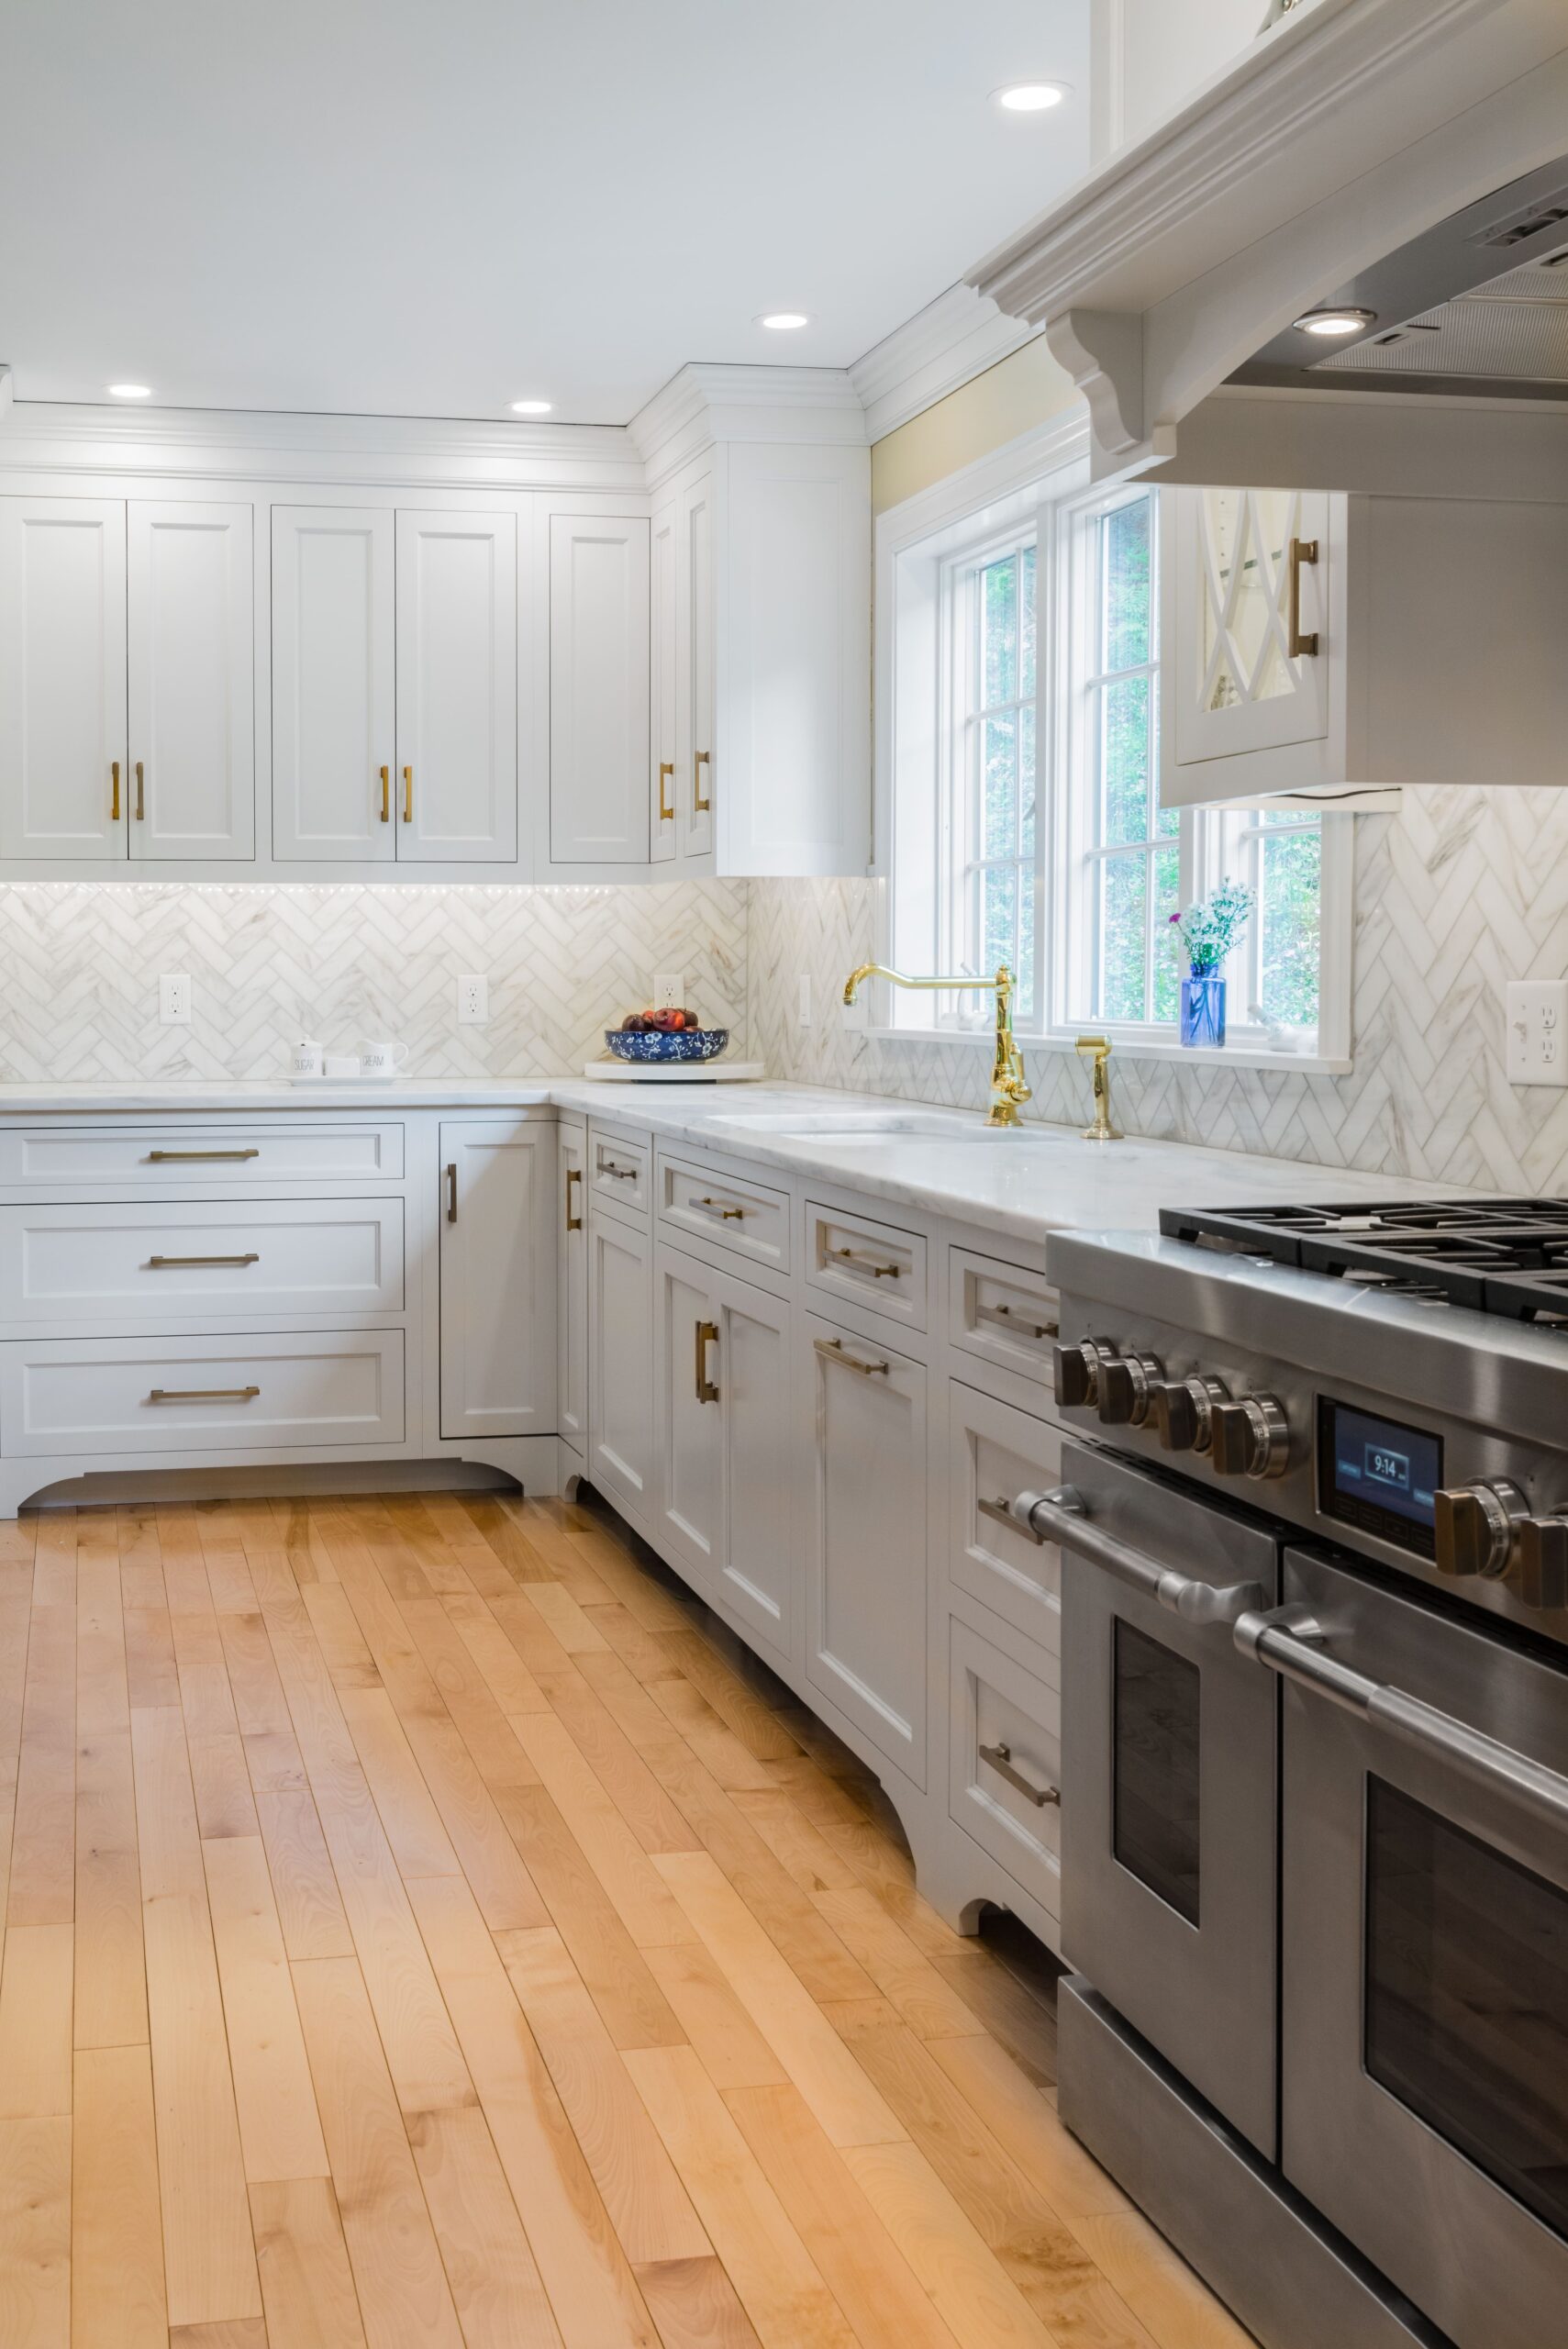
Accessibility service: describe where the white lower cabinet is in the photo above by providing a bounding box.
[557,1121,588,1463]
[439,1119,555,1441]
[587,1206,654,1524]
[947,1610,1062,1932]
[802,1308,928,1787]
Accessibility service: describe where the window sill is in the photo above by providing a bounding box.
[866,1024,1351,1078]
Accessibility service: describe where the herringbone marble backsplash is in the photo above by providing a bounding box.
[751,787,1568,1195]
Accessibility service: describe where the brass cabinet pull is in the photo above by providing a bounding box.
[658,761,675,823]
[974,1299,1057,1341]
[135,759,145,821]
[111,761,121,820]
[147,1148,260,1163]
[148,1252,260,1269]
[979,1739,1059,1809]
[564,1164,583,1232]
[1288,535,1319,658]
[977,1494,1047,1545]
[380,764,391,823]
[694,749,711,813]
[403,763,413,822]
[692,1196,744,1222]
[446,1161,458,1223]
[831,1245,900,1280]
[814,1335,889,1379]
[149,1385,261,1404]
[695,1319,720,1404]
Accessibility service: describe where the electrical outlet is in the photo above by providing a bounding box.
[457,974,489,1025]
[1507,979,1568,1084]
[651,971,684,1010]
[160,973,192,1026]
[797,974,813,1028]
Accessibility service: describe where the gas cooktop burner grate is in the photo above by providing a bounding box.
[1160,1198,1568,1320]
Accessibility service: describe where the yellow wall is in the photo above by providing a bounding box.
[870,332,1082,512]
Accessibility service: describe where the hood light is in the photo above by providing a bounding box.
[1293,307,1377,338]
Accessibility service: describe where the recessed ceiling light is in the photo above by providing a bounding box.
[509,397,552,416]
[993,81,1070,113]
[756,311,811,331]
[106,382,152,399]
[1292,306,1377,337]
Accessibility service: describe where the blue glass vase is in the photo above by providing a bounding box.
[1180,974,1226,1049]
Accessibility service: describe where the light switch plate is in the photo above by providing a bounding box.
[1506,979,1568,1084]
[457,974,489,1025]
[652,971,684,1010]
[160,973,192,1026]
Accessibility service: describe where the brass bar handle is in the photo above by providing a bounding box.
[974,1300,1057,1341]
[978,1740,1059,1809]
[814,1335,890,1379]
[446,1162,458,1223]
[135,760,145,821]
[111,761,120,820]
[403,764,413,822]
[565,1165,583,1232]
[692,1196,744,1222]
[694,750,711,814]
[147,1148,260,1163]
[149,1385,261,1404]
[977,1494,1046,1545]
[658,761,675,823]
[148,1252,260,1269]
[831,1246,900,1280]
[1288,536,1319,658]
[695,1319,719,1404]
[380,764,391,823]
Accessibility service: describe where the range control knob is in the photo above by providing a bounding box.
[1150,1375,1229,1455]
[1052,1340,1113,1410]
[1433,1480,1527,1579]
[1096,1353,1163,1429]
[1210,1395,1290,1481]
[1518,1515,1568,1610]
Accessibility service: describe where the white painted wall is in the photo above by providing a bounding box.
[1091,0,1279,159]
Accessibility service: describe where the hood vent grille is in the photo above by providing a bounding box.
[1473,187,1568,250]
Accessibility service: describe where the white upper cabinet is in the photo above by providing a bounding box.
[650,496,678,866]
[128,502,254,861]
[548,512,651,866]
[679,468,716,862]
[272,507,396,862]
[0,497,128,860]
[395,511,517,864]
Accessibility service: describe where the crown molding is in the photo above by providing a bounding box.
[848,284,1040,441]
[629,362,867,487]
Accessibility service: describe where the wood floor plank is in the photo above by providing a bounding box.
[812,1887,989,2042]
[443,1595,551,1715]
[633,2254,765,2349]
[511,1709,696,1949]
[252,1787,354,1962]
[730,1787,859,1896]
[926,2035,1130,2228]
[204,1834,329,2184]
[9,1604,75,1927]
[842,2138,1062,2349]
[405,2104,565,2349]
[338,1685,460,1879]
[75,1552,147,2050]
[71,2043,167,2349]
[0,1924,74,2115]
[530,1663,701,1855]
[0,2115,72,2349]
[250,2175,369,2349]
[642,1942,789,2091]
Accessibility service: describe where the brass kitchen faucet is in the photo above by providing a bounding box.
[840,963,1031,1128]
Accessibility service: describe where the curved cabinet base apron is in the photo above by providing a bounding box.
[0,1435,570,1522]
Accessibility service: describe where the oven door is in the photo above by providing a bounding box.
[1262,1549,1568,2349]
[1055,1438,1282,2156]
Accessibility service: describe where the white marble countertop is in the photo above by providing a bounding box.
[0,1074,1486,1244]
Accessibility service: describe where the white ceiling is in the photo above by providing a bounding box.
[0,0,1089,426]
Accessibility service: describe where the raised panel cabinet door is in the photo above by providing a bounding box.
[439,1119,555,1441]
[272,506,395,862]
[713,1264,793,1666]
[558,1123,588,1457]
[587,1208,653,1523]
[653,1243,721,1590]
[803,1309,928,1787]
[128,501,254,860]
[1170,485,1332,780]
[650,496,677,864]
[0,495,128,859]
[395,509,517,863]
[679,470,715,861]
[549,512,650,864]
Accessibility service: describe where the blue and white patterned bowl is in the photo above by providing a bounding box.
[605,1027,729,1063]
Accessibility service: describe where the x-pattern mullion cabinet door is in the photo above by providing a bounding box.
[128,500,254,861]
[395,509,517,864]
[1171,485,1332,769]
[0,496,128,859]
[272,506,396,863]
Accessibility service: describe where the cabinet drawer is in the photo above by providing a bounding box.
[949,1248,1059,1397]
[948,1382,1062,1660]
[0,1198,404,1322]
[806,1199,926,1330]
[589,1126,651,1220]
[949,1614,1061,1922]
[0,1122,404,1187]
[0,1330,406,1457]
[656,1151,789,1274]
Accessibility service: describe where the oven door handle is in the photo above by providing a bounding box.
[1235,1603,1568,1833]
[1013,1486,1265,1629]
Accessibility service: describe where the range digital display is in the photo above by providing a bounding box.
[1318,1399,1443,1558]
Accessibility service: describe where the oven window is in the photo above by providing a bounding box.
[1112,1620,1201,1926]
[1365,1777,1568,2241]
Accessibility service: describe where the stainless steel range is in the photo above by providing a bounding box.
[1026,1200,1568,2349]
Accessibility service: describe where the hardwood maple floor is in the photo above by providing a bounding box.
[0,1484,1256,2349]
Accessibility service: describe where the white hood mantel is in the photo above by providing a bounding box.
[968,0,1568,487]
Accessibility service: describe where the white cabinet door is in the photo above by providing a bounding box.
[679,469,716,862]
[272,507,395,863]
[587,1207,653,1522]
[654,1243,721,1591]
[395,510,517,864]
[558,1122,588,1460]
[0,496,128,860]
[1171,485,1331,772]
[549,513,650,865]
[438,1119,555,1442]
[803,1308,928,1786]
[650,495,678,865]
[710,1264,794,1665]
[128,501,254,861]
